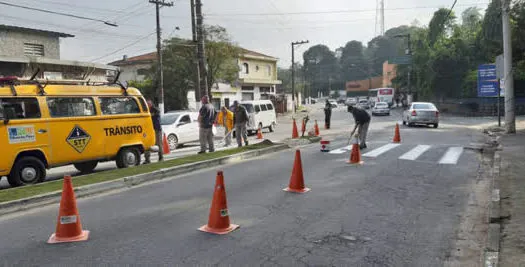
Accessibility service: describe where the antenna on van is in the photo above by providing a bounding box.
[113,70,121,84]
[29,68,39,80]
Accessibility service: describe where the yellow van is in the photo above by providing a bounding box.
[0,77,157,187]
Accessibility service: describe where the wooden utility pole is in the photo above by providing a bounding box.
[195,0,208,98]
[190,0,201,106]
[291,40,309,114]
[149,0,173,115]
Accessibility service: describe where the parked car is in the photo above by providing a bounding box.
[161,111,217,150]
[402,102,440,128]
[346,97,357,106]
[358,99,370,109]
[371,102,390,116]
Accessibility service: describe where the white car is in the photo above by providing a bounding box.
[402,102,440,128]
[328,100,338,108]
[358,99,370,109]
[371,102,390,116]
[161,111,217,150]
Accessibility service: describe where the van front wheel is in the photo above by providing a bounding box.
[116,147,141,169]
[74,161,98,173]
[8,156,46,187]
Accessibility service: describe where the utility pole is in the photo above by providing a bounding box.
[291,40,309,114]
[190,0,201,107]
[150,0,173,115]
[502,0,515,133]
[195,0,208,99]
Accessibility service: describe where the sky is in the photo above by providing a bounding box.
[0,0,490,67]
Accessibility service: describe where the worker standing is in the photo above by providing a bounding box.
[216,106,234,147]
[348,105,371,149]
[324,99,332,129]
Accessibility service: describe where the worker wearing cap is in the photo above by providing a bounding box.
[347,105,371,149]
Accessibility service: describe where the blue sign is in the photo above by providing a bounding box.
[478,64,498,97]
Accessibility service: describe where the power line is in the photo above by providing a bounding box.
[204,3,489,17]
[0,1,118,26]
[89,31,157,62]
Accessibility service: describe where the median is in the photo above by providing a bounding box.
[0,141,288,215]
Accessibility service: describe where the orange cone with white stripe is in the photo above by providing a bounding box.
[393,123,401,143]
[284,149,310,193]
[292,119,299,139]
[48,176,89,244]
[198,171,239,235]
[162,133,170,154]
[314,120,320,136]
[347,136,363,165]
[256,126,263,139]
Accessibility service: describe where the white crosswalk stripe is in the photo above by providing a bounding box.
[399,145,431,161]
[362,143,401,158]
[326,143,465,165]
[438,147,464,164]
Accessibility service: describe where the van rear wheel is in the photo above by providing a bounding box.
[116,147,141,169]
[8,156,46,187]
[74,161,98,173]
[269,122,276,132]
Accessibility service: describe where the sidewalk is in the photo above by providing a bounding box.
[498,121,525,266]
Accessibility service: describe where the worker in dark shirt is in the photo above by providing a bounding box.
[324,99,332,129]
[144,100,163,164]
[348,105,371,149]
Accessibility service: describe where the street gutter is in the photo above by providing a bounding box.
[0,142,294,216]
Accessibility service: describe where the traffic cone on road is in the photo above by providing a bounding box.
[314,120,320,136]
[393,123,401,143]
[347,137,364,165]
[284,150,310,193]
[292,119,299,139]
[48,176,89,244]
[256,126,264,139]
[162,133,170,154]
[198,171,239,235]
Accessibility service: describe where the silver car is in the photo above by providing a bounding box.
[402,102,440,128]
[371,102,390,116]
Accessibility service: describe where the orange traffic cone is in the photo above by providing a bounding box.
[198,171,240,235]
[256,126,263,139]
[162,133,170,154]
[314,120,320,136]
[292,119,299,139]
[283,150,310,193]
[48,176,89,244]
[347,137,364,165]
[393,123,401,143]
[301,119,306,133]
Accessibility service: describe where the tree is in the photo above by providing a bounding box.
[302,45,338,97]
[203,25,240,97]
[428,8,456,46]
[339,41,367,82]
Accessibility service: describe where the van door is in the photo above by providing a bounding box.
[259,103,268,127]
[46,97,104,166]
[266,103,276,125]
[0,97,50,176]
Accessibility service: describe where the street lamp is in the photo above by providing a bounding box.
[291,40,309,113]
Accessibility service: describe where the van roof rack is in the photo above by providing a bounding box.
[0,76,20,96]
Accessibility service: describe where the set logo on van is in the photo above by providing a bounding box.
[66,126,91,153]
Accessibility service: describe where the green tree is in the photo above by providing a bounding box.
[302,45,338,97]
[339,41,367,82]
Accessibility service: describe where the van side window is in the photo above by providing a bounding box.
[0,98,41,119]
[99,97,140,115]
[266,104,274,110]
[260,104,268,111]
[47,97,96,117]
[254,105,260,112]
[138,97,148,113]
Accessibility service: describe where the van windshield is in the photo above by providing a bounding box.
[241,104,254,113]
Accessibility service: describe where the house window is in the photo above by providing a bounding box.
[242,86,254,91]
[267,65,271,76]
[23,43,44,57]
[255,65,260,72]
[260,87,271,93]
[137,68,149,75]
[242,63,249,74]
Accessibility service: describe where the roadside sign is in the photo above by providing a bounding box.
[477,64,498,97]
[389,55,412,65]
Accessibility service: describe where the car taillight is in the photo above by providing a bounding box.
[411,110,417,116]
[435,111,439,117]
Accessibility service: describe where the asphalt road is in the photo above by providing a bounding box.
[0,106,493,266]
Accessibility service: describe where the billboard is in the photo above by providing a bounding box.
[477,64,499,97]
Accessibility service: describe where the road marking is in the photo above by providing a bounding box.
[329,145,351,154]
[438,147,464,164]
[363,143,400,158]
[399,145,431,161]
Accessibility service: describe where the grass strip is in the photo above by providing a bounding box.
[0,143,273,203]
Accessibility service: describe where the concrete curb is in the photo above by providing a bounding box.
[0,143,291,216]
[485,150,502,267]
